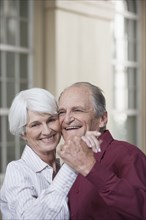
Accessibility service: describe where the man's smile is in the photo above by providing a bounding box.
[64,125,82,130]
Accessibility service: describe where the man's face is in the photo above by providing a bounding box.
[58,86,102,141]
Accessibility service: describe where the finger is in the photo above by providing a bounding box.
[81,136,92,148]
[89,135,101,153]
[82,135,101,153]
[86,135,100,153]
[85,131,101,138]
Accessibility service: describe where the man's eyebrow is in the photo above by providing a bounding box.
[51,113,58,117]
[73,106,84,108]
[72,106,86,110]
[58,106,86,111]
[58,108,65,112]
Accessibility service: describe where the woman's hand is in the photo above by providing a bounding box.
[81,131,101,153]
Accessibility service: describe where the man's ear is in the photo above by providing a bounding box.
[98,112,108,128]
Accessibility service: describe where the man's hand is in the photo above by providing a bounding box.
[57,136,97,176]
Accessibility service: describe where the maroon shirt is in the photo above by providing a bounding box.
[68,130,146,220]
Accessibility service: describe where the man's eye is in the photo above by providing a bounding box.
[31,123,40,127]
[58,111,65,115]
[74,109,83,112]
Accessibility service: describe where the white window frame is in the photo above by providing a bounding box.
[0,0,33,181]
[111,0,140,145]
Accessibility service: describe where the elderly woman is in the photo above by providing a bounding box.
[0,88,79,220]
[0,88,101,220]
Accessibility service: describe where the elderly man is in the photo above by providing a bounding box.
[58,82,146,220]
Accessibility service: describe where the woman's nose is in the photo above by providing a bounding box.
[42,124,51,134]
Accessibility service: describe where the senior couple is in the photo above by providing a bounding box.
[0,82,146,220]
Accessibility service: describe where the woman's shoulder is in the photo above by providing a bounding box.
[7,158,26,169]
[5,159,33,180]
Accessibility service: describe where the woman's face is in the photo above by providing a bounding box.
[22,110,61,158]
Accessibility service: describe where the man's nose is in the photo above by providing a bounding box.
[63,112,75,124]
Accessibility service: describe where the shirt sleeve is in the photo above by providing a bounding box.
[1,163,77,220]
[86,152,146,220]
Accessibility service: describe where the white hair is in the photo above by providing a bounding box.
[9,88,58,136]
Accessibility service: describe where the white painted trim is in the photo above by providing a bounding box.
[0,45,32,53]
[46,0,114,20]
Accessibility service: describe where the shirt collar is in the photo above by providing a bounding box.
[95,130,114,162]
[21,145,50,173]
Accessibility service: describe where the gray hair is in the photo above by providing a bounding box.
[59,82,106,117]
[9,88,58,136]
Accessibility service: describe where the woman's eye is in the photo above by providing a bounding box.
[48,118,56,122]
[48,115,58,122]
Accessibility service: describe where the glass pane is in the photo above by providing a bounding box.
[0,51,2,77]
[125,116,137,145]
[128,41,137,61]
[7,145,15,163]
[0,146,2,173]
[7,118,14,142]
[128,20,136,42]
[20,21,28,47]
[0,115,8,171]
[126,19,136,41]
[20,140,25,155]
[128,90,137,109]
[6,52,15,77]
[20,0,28,18]
[20,54,28,78]
[0,0,4,15]
[127,68,137,109]
[127,0,137,13]
[127,68,136,86]
[111,113,128,140]
[6,17,17,45]
[0,17,5,44]
[7,81,15,108]
[125,19,137,61]
[7,0,18,17]
[0,82,2,108]
[0,116,1,142]
[111,114,137,145]
[20,82,28,91]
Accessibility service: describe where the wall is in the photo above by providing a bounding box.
[44,0,114,130]
[33,0,45,87]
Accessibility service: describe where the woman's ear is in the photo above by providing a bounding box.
[99,112,108,128]
[21,133,27,141]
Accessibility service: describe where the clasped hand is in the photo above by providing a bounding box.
[57,131,101,176]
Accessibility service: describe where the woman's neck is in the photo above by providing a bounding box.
[42,150,56,166]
